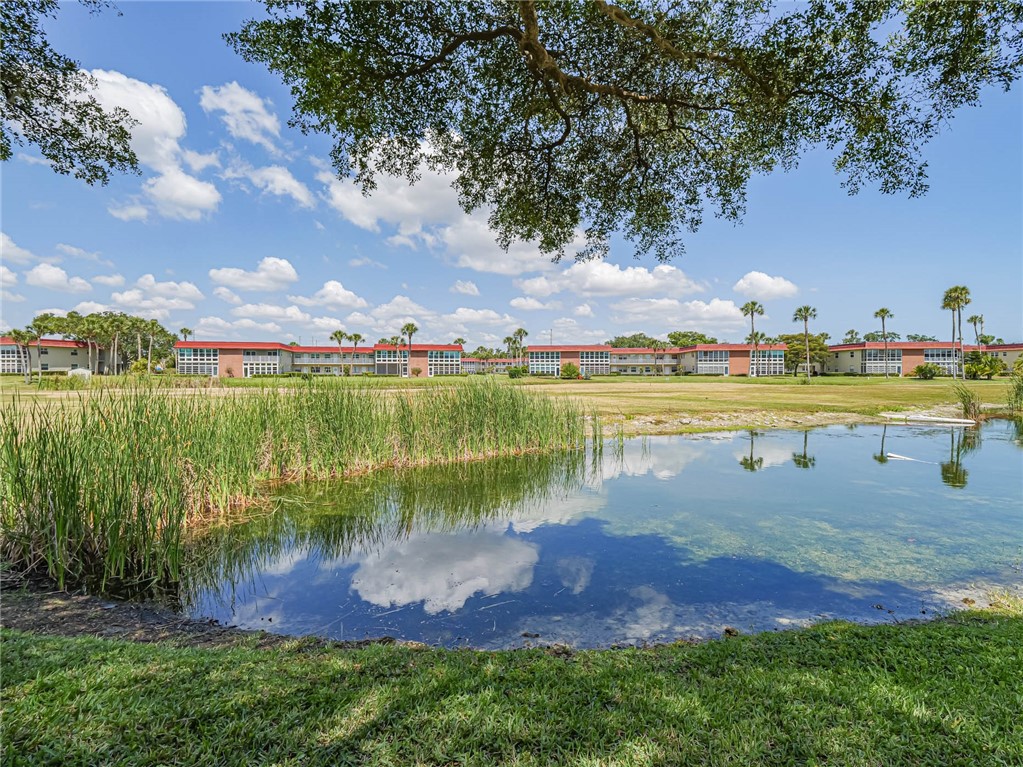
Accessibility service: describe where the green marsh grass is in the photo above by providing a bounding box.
[0,380,586,592]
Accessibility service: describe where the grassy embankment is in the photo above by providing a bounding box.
[3,597,1022,766]
[0,380,587,591]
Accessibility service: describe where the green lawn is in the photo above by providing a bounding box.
[2,374,1013,428]
[3,602,1022,766]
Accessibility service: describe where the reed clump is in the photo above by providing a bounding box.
[0,380,586,592]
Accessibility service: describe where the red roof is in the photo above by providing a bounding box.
[527,344,788,353]
[373,344,463,351]
[827,341,975,351]
[984,343,1023,351]
[526,345,614,352]
[0,336,87,348]
[174,341,293,351]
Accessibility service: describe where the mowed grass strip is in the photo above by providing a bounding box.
[522,376,1009,421]
[2,374,1009,423]
[3,604,1022,766]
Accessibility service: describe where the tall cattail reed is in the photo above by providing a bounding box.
[0,380,588,592]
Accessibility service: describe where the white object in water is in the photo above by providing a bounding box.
[886,452,937,464]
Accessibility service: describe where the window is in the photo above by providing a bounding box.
[924,348,960,376]
[0,347,23,374]
[697,350,729,375]
[41,363,49,371]
[177,347,219,376]
[529,351,561,375]
[40,348,48,356]
[862,348,902,375]
[427,350,461,376]
[579,350,610,375]
[751,349,785,376]
[70,350,78,356]
[375,349,408,376]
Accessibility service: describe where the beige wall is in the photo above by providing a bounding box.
[826,349,861,374]
[37,346,87,372]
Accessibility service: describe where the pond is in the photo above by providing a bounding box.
[183,421,1023,648]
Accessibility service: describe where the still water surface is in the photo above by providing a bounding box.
[185,421,1022,648]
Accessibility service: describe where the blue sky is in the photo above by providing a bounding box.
[2,2,1021,347]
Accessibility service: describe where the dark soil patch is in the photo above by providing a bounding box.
[0,573,419,651]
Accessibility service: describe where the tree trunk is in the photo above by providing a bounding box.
[882,318,889,379]
[750,317,757,377]
[147,335,154,374]
[950,311,956,379]
[803,321,810,380]
[953,306,961,378]
[35,340,43,387]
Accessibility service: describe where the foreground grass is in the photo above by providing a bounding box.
[3,604,1022,766]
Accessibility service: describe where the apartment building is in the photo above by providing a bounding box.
[174,341,463,378]
[0,336,100,373]
[527,344,788,377]
[826,341,965,376]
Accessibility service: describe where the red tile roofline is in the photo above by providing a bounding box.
[1,336,88,348]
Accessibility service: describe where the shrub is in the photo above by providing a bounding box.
[912,363,943,380]
[411,367,423,378]
[506,365,528,379]
[560,363,580,380]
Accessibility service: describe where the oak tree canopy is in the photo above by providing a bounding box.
[1,0,138,184]
[230,0,1023,260]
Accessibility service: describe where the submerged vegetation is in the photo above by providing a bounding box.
[0,380,587,592]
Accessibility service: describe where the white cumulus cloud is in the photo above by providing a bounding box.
[200,82,281,153]
[225,162,314,208]
[213,287,243,305]
[134,274,204,302]
[732,271,798,300]
[143,167,221,221]
[25,263,91,293]
[92,274,126,287]
[288,280,368,309]
[89,69,221,222]
[209,257,299,291]
[517,261,703,299]
[1,233,37,265]
[450,280,480,296]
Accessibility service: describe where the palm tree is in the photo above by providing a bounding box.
[400,322,418,377]
[330,329,348,375]
[792,305,817,380]
[873,308,893,378]
[9,328,33,383]
[513,327,528,365]
[348,332,364,375]
[741,301,764,376]
[179,327,193,342]
[942,286,971,379]
[451,337,466,346]
[967,314,984,348]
